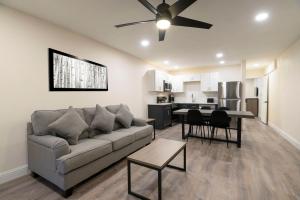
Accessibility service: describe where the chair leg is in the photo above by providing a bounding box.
[210,127,215,145]
[225,128,229,148]
[202,126,206,138]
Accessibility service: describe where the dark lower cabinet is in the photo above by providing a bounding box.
[148,104,172,129]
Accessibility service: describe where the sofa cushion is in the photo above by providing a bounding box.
[56,139,112,174]
[48,107,89,145]
[120,125,153,141]
[91,105,115,132]
[116,104,134,128]
[31,108,85,136]
[94,130,135,151]
[31,110,63,136]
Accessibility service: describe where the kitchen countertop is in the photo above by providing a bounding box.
[174,102,218,105]
[148,103,172,106]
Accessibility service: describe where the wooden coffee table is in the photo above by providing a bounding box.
[127,138,187,200]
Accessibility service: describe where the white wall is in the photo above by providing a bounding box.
[0,6,157,174]
[269,37,300,148]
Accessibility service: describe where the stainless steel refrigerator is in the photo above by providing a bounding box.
[218,81,242,111]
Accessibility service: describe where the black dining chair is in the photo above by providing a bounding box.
[186,109,206,143]
[200,106,212,131]
[209,110,231,147]
[217,107,232,138]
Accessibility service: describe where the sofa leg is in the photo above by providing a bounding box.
[31,172,39,178]
[62,188,73,198]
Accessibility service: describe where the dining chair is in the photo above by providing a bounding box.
[186,109,206,143]
[209,110,231,147]
[217,107,232,138]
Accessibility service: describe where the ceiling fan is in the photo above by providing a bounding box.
[115,0,213,41]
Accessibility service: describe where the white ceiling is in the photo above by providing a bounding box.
[1,0,300,70]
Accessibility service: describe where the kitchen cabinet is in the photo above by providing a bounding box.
[148,104,172,129]
[172,75,184,93]
[148,70,168,92]
[182,74,201,82]
[201,72,219,92]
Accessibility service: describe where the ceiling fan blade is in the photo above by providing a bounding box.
[168,0,197,18]
[159,30,166,41]
[172,16,213,29]
[138,0,158,15]
[115,19,156,28]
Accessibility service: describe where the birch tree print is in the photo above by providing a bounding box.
[53,53,107,89]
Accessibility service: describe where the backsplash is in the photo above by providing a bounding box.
[174,82,217,103]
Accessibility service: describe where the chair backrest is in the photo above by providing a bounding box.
[187,109,204,125]
[218,106,230,111]
[201,106,211,110]
[210,110,230,128]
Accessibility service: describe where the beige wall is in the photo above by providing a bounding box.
[0,6,157,172]
[269,38,300,147]
[169,65,242,81]
[246,68,266,79]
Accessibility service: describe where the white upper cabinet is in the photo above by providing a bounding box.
[182,74,201,82]
[148,70,165,92]
[172,75,184,93]
[201,72,219,92]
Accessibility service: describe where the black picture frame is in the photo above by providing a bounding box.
[48,48,108,91]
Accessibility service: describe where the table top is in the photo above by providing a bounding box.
[127,138,186,169]
[173,109,255,119]
[146,118,155,123]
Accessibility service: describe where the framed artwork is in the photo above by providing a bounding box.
[48,48,108,91]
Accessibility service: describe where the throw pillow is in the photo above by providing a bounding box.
[48,107,89,145]
[91,104,115,132]
[116,104,134,128]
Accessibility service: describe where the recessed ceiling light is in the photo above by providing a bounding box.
[254,63,259,67]
[216,53,224,58]
[164,60,170,65]
[140,40,150,47]
[255,12,269,22]
[219,60,225,64]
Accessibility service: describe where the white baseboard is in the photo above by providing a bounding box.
[0,165,29,185]
[269,123,300,151]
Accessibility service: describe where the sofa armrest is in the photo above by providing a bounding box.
[132,118,147,126]
[28,135,71,173]
[28,135,70,159]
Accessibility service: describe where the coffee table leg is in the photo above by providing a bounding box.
[127,160,131,194]
[158,170,162,200]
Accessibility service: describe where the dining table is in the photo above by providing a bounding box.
[173,109,255,148]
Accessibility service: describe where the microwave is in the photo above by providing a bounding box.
[163,81,172,92]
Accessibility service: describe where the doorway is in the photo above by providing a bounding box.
[259,75,269,124]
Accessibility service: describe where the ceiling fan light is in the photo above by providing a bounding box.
[156,19,171,30]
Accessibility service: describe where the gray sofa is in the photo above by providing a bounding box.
[27,105,153,197]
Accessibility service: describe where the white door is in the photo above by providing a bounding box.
[260,75,269,124]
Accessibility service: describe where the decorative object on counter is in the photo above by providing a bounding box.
[157,96,167,103]
[49,48,108,91]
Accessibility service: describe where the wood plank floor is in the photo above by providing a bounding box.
[1,119,300,200]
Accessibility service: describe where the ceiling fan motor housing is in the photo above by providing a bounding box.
[156,3,172,21]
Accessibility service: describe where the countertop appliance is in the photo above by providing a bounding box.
[168,93,175,103]
[163,80,172,92]
[157,96,167,103]
[207,98,214,103]
[218,81,242,111]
